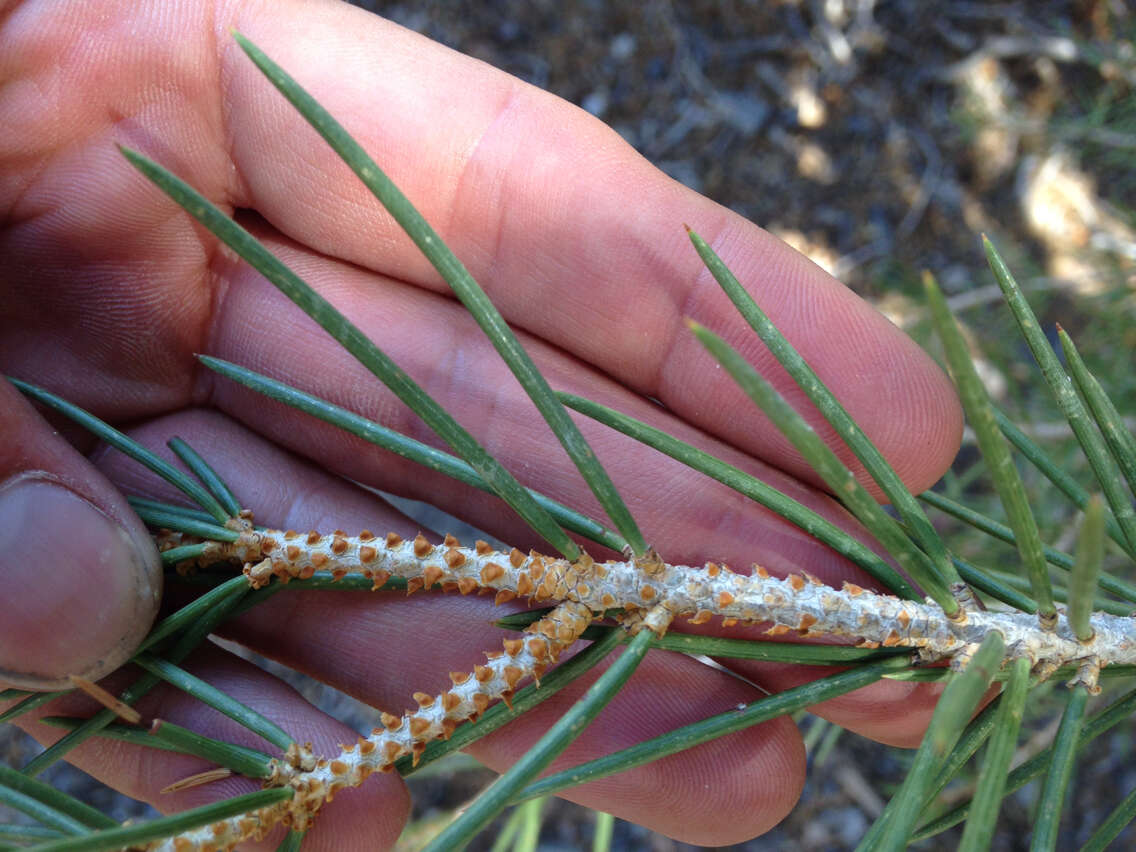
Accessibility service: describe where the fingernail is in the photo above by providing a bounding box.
[0,475,161,691]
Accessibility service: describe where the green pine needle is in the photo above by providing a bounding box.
[923,271,1055,621]
[119,145,579,561]
[494,611,906,665]
[557,390,918,599]
[422,626,657,851]
[1069,496,1106,641]
[197,355,623,551]
[159,543,212,566]
[132,655,294,750]
[513,796,545,852]
[983,236,1136,556]
[958,656,1031,851]
[514,657,911,803]
[230,32,645,557]
[0,785,88,837]
[21,582,249,776]
[26,787,292,852]
[128,502,240,543]
[688,228,958,587]
[993,406,1130,552]
[486,807,526,852]
[591,810,615,852]
[914,684,1136,841]
[0,766,116,833]
[920,489,1136,604]
[687,320,958,614]
[126,496,222,527]
[1058,327,1136,503]
[8,377,229,524]
[167,437,243,517]
[1030,685,1090,850]
[139,575,250,652]
[396,628,624,777]
[0,692,62,725]
[274,830,307,852]
[1081,781,1136,851]
[873,630,1005,851]
[0,824,66,842]
[856,694,1006,851]
[37,717,275,780]
[950,556,1039,612]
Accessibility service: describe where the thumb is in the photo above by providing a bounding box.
[0,379,162,691]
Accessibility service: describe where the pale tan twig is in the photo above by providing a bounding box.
[143,521,1133,850]
[147,600,593,850]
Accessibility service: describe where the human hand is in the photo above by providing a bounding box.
[1,0,962,847]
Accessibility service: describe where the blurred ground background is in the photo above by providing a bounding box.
[5,1,1136,850]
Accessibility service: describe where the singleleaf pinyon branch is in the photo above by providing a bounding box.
[114,506,1132,849]
[7,30,1135,852]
